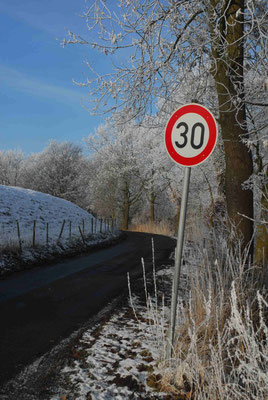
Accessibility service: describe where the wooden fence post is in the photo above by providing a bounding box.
[94,218,97,234]
[100,218,103,233]
[46,222,49,246]
[33,220,36,248]
[78,226,86,244]
[16,220,22,252]
[91,218,93,234]
[57,220,66,243]
[69,220,72,240]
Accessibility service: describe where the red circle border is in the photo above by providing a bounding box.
[165,104,218,167]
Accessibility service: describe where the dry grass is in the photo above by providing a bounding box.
[160,285,268,399]
[157,231,268,400]
[129,221,173,236]
[128,223,268,399]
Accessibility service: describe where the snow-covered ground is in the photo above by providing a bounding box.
[0,185,118,277]
[0,241,198,400]
[49,265,191,400]
[52,290,171,400]
[0,262,178,400]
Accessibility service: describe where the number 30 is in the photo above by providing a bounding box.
[175,122,205,150]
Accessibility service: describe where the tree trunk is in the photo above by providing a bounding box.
[123,200,130,230]
[210,0,254,253]
[201,169,215,228]
[223,138,253,248]
[122,181,130,230]
[150,192,155,223]
[255,166,268,266]
[175,202,181,234]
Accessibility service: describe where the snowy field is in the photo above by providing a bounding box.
[0,185,118,276]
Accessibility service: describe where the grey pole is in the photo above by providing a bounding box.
[166,166,191,360]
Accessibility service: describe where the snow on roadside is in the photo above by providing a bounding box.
[48,264,180,400]
[46,246,198,400]
[0,185,118,277]
[0,245,195,399]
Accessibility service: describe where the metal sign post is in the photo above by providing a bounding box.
[164,103,218,360]
[166,166,191,359]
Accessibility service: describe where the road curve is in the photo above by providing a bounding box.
[0,231,175,386]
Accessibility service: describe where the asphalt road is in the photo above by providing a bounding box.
[0,231,175,386]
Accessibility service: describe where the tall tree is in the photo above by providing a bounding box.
[209,0,254,248]
[0,150,24,186]
[21,141,90,207]
[85,118,143,229]
[134,117,172,223]
[64,0,267,252]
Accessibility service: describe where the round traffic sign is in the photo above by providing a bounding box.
[165,103,218,167]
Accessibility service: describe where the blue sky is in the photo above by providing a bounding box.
[0,0,107,154]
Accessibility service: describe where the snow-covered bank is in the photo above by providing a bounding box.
[0,185,120,278]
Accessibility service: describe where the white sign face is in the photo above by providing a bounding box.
[165,103,218,167]
[171,113,210,159]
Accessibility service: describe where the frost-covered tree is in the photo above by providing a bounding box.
[63,0,268,255]
[22,141,90,207]
[86,111,221,231]
[132,116,173,222]
[85,119,143,228]
[0,149,24,186]
[87,158,119,218]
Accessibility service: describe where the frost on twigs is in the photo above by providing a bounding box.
[158,233,268,399]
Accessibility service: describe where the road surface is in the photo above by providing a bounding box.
[0,231,175,386]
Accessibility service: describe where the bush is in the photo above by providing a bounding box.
[159,230,268,399]
[129,226,268,399]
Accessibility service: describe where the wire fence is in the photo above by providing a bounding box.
[0,216,117,252]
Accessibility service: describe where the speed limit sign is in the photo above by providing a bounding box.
[165,103,218,167]
[165,103,218,359]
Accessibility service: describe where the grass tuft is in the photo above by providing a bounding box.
[129,221,173,236]
[129,225,268,399]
